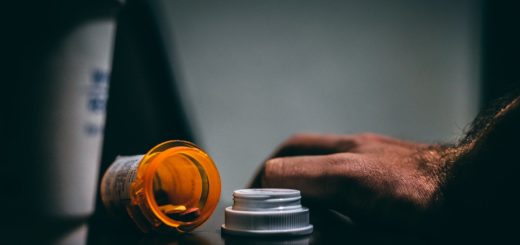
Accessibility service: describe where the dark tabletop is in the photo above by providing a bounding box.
[81,203,436,245]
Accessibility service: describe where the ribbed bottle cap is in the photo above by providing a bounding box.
[221,188,313,236]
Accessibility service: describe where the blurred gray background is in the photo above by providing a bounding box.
[152,0,481,201]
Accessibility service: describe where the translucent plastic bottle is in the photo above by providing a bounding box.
[100,140,221,233]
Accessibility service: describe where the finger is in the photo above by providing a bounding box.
[261,153,362,204]
[271,133,358,158]
[248,133,355,188]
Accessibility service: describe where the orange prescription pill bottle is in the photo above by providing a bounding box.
[100,140,221,233]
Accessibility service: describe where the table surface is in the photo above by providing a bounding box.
[83,203,436,245]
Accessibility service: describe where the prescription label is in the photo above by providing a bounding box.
[100,155,144,217]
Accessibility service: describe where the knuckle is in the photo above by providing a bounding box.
[325,153,348,167]
[265,157,284,168]
[286,133,310,142]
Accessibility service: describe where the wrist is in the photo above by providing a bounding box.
[411,145,456,230]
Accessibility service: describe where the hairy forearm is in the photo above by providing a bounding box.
[441,94,520,235]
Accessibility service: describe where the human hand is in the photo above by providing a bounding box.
[249,133,448,229]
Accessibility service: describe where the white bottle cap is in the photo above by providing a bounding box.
[221,188,313,236]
